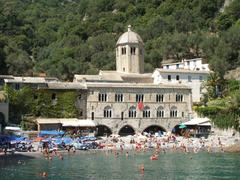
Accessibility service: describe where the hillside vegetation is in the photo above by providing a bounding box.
[0,0,239,80]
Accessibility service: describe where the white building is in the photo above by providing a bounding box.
[152,58,210,103]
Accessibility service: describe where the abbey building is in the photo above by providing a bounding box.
[1,25,210,135]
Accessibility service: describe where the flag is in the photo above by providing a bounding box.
[137,101,144,110]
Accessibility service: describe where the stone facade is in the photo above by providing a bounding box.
[85,85,192,133]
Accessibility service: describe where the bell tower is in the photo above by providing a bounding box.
[116,25,144,74]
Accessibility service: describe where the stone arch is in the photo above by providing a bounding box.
[118,125,135,136]
[96,125,112,136]
[142,125,166,135]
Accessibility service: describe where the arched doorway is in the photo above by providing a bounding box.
[118,125,135,136]
[96,125,112,137]
[0,112,6,133]
[142,125,166,135]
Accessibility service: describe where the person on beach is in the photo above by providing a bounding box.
[126,151,129,158]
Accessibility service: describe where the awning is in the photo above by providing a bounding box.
[62,119,96,127]
[5,126,21,131]
[183,118,211,126]
[36,118,96,127]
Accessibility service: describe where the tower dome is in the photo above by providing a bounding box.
[116,25,144,74]
[116,25,144,46]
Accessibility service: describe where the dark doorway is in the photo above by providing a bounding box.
[0,112,6,133]
[119,125,135,136]
[96,125,112,136]
[142,125,166,135]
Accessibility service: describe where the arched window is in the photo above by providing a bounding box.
[143,106,150,118]
[104,106,112,118]
[130,47,136,55]
[157,106,164,118]
[121,47,126,55]
[129,106,136,118]
[170,106,178,117]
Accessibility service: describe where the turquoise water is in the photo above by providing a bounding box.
[0,151,239,180]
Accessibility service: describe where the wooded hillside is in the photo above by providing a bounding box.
[0,0,239,80]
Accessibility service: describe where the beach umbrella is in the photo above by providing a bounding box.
[179,124,187,129]
[35,137,44,142]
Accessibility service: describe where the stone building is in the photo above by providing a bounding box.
[2,26,197,135]
[73,25,193,135]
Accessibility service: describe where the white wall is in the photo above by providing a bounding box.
[153,71,208,103]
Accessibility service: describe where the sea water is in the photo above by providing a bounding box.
[0,151,239,180]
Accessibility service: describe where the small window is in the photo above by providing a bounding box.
[104,106,112,118]
[78,94,82,100]
[115,93,123,102]
[121,47,126,55]
[187,61,190,66]
[98,93,107,102]
[176,75,180,81]
[121,112,124,120]
[176,94,183,102]
[79,111,83,117]
[182,112,184,117]
[129,106,136,118]
[170,106,178,117]
[136,94,144,102]
[188,75,192,82]
[143,106,150,118]
[33,95,38,99]
[123,67,125,72]
[199,76,203,82]
[176,64,179,69]
[168,75,171,81]
[52,93,56,100]
[15,83,20,90]
[156,94,164,102]
[130,47,136,55]
[166,65,169,69]
[91,112,94,120]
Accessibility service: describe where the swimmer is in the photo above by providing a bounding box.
[39,172,48,177]
[139,164,144,173]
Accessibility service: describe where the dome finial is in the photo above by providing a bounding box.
[128,25,131,32]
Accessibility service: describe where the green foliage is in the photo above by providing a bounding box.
[0,0,239,79]
[4,85,79,125]
[196,79,240,131]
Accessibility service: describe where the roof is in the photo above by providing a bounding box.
[155,68,210,74]
[74,74,123,82]
[116,25,144,46]
[36,118,96,127]
[183,118,211,126]
[4,77,59,84]
[62,119,96,127]
[86,82,191,89]
[47,82,87,90]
